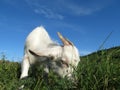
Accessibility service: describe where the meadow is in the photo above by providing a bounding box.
[0,46,120,90]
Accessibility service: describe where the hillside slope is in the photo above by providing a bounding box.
[82,46,120,62]
[0,46,120,90]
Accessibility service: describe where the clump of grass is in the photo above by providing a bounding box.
[78,50,120,90]
[0,60,21,90]
[0,46,120,90]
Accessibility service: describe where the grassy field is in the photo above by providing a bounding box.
[0,46,120,90]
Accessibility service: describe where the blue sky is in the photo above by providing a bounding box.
[0,0,120,61]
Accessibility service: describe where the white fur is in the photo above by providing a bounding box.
[20,26,80,79]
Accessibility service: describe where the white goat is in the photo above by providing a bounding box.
[20,26,80,79]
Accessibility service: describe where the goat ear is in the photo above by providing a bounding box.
[29,49,41,57]
[29,47,59,57]
[29,49,54,60]
[29,49,51,57]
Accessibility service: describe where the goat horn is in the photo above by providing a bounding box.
[57,32,73,46]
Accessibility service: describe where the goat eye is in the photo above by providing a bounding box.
[60,60,69,67]
[60,60,64,64]
[60,60,65,64]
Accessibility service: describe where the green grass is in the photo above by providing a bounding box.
[0,46,120,90]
